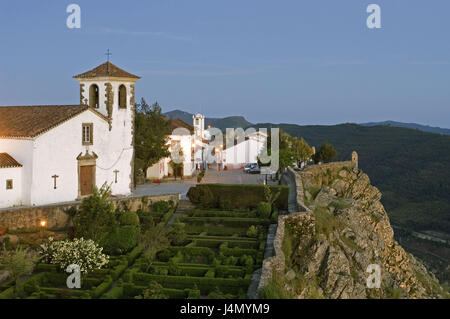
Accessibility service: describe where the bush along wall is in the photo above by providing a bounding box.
[187,184,289,210]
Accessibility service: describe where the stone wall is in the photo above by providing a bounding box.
[0,193,179,231]
[255,167,312,297]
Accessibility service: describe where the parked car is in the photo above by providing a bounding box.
[244,163,258,172]
[247,164,261,174]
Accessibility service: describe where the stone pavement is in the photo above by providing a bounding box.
[134,168,264,199]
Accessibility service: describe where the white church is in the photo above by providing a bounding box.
[0,61,138,208]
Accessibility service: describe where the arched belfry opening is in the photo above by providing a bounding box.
[119,84,127,109]
[89,84,99,108]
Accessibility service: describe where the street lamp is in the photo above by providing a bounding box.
[39,220,47,239]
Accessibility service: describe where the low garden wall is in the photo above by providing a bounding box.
[0,193,180,231]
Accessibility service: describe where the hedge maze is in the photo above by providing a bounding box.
[105,207,272,299]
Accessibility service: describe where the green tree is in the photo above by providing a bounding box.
[73,184,117,244]
[294,137,313,167]
[138,221,170,271]
[135,99,172,179]
[313,141,338,163]
[0,245,38,295]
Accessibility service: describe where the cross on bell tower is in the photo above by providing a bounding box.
[105,49,112,62]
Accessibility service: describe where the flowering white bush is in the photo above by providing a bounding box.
[40,237,109,274]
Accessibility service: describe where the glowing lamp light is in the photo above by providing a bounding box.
[40,220,47,228]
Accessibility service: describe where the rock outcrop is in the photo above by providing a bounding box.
[270,165,448,299]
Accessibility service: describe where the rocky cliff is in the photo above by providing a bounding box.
[263,165,448,299]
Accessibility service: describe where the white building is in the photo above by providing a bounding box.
[146,118,195,180]
[0,61,139,208]
[222,130,267,168]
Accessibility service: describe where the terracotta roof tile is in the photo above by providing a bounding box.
[0,153,22,168]
[73,61,140,79]
[0,105,90,138]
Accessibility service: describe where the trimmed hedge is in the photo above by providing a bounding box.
[181,216,271,228]
[119,212,140,226]
[187,184,289,209]
[132,273,250,295]
[148,263,245,278]
[157,247,215,264]
[91,275,113,298]
[188,210,258,218]
[185,225,248,237]
[192,238,259,250]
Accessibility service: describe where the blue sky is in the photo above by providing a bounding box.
[0,0,449,127]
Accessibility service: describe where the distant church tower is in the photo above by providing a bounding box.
[193,113,205,138]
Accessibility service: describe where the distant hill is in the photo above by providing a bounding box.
[361,120,450,136]
[164,109,253,132]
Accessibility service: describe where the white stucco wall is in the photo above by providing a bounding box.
[146,159,165,180]
[31,107,133,206]
[0,167,22,207]
[223,138,265,165]
[0,138,33,205]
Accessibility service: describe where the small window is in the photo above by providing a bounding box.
[118,84,127,108]
[82,123,93,145]
[6,179,13,190]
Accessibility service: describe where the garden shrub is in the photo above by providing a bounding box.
[103,225,138,255]
[152,201,170,213]
[168,223,187,246]
[187,186,216,208]
[204,269,215,278]
[246,225,258,238]
[119,212,140,227]
[256,202,271,219]
[40,237,109,274]
[73,185,117,244]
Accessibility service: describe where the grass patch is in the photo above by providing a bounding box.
[314,206,341,236]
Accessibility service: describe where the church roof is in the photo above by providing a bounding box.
[170,118,194,135]
[0,153,22,168]
[73,61,140,79]
[0,105,106,138]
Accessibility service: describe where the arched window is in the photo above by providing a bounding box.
[89,84,99,108]
[118,84,127,109]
